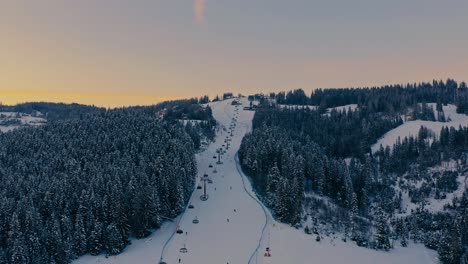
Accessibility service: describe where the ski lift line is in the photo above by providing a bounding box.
[159,169,202,263]
[235,152,273,264]
[159,101,248,263]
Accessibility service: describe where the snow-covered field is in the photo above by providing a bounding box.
[0,112,46,132]
[324,104,359,116]
[372,104,468,152]
[74,98,437,264]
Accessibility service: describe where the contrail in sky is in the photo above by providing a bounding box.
[194,0,206,25]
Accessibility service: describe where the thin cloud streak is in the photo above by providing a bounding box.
[194,0,206,25]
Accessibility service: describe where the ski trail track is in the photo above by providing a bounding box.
[158,97,265,264]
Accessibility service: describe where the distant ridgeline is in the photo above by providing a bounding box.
[0,102,106,121]
[240,79,468,264]
[272,79,468,114]
[0,100,215,263]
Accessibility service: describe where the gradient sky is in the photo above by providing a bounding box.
[1,0,467,107]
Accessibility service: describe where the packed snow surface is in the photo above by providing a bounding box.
[74,98,437,264]
[372,104,468,152]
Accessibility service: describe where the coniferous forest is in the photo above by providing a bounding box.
[0,102,214,264]
[240,80,468,263]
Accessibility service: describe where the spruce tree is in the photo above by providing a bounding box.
[375,207,391,250]
[7,213,28,264]
[105,224,124,255]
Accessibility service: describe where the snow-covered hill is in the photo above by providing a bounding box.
[74,98,437,264]
[372,104,468,152]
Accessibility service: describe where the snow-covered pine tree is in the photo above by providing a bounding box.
[88,221,103,255]
[105,224,124,255]
[73,212,87,256]
[375,207,391,251]
[7,213,28,264]
[266,163,281,204]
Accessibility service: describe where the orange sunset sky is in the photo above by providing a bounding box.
[1,1,467,107]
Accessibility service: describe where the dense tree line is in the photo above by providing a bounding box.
[252,106,402,158]
[377,126,468,175]
[274,79,468,115]
[161,100,214,121]
[239,125,382,233]
[0,105,209,263]
[0,102,105,121]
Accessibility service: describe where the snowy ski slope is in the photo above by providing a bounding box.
[372,104,468,152]
[74,98,437,264]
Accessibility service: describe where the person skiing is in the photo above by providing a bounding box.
[178,258,181,263]
[234,209,236,212]
[227,218,229,222]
